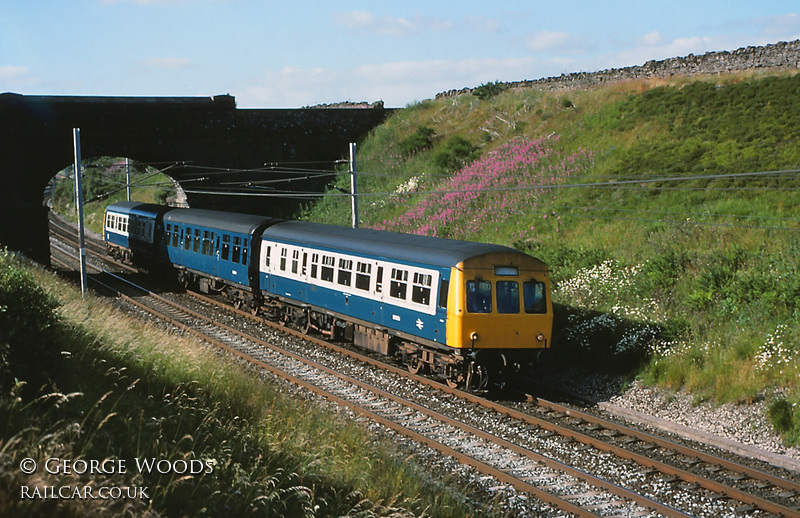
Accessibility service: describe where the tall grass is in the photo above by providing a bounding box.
[0,250,490,517]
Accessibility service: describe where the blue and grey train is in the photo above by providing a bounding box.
[104,201,553,389]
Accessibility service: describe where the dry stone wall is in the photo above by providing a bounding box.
[436,40,800,99]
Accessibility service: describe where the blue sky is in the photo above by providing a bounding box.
[2,1,799,108]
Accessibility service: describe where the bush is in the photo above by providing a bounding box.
[399,126,436,156]
[0,250,60,389]
[473,81,508,100]
[432,136,480,173]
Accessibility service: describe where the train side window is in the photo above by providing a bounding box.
[355,262,371,291]
[301,252,307,275]
[172,226,180,248]
[291,250,300,274]
[376,266,384,293]
[390,268,408,300]
[221,235,230,261]
[310,253,319,278]
[202,231,211,255]
[466,279,492,313]
[165,224,171,245]
[232,237,241,263]
[496,280,520,314]
[264,245,271,267]
[193,229,201,253]
[338,258,352,286]
[411,272,432,305]
[523,281,547,314]
[242,239,248,265]
[184,227,193,251]
[321,256,335,282]
[279,248,287,271]
[438,279,449,309]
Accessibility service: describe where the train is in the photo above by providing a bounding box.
[104,201,553,390]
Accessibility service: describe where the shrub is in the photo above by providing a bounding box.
[0,250,60,389]
[472,81,508,100]
[432,136,480,173]
[398,126,436,156]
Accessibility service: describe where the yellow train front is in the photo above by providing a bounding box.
[436,251,552,390]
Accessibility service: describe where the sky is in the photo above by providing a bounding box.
[2,1,800,108]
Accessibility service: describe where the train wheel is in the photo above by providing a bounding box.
[300,309,312,335]
[233,299,243,310]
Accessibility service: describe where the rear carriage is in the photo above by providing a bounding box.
[103,201,171,264]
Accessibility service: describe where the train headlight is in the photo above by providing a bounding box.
[470,332,479,342]
[536,333,545,342]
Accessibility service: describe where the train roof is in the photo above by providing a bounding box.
[263,220,539,269]
[163,208,280,236]
[105,201,172,217]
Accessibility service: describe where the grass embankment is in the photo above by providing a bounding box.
[50,156,178,236]
[0,250,489,517]
[301,71,800,444]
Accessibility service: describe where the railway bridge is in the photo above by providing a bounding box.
[0,93,392,265]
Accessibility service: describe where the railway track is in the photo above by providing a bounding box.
[49,214,800,517]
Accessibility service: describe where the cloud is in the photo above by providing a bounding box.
[237,56,544,108]
[0,65,39,90]
[334,10,453,37]
[527,30,577,52]
[754,12,800,40]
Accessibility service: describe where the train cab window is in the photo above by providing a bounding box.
[221,235,230,261]
[496,281,520,314]
[355,262,371,291]
[321,256,335,282]
[523,281,547,314]
[232,237,241,263]
[338,259,353,286]
[390,268,408,300]
[438,279,449,309]
[411,272,432,305]
[466,279,492,313]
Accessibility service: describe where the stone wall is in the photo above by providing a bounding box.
[436,40,800,99]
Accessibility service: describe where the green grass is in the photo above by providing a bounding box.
[301,70,800,445]
[0,250,492,517]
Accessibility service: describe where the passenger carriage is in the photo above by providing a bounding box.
[257,222,552,389]
[103,201,171,264]
[161,208,278,306]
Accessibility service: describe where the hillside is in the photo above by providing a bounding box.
[301,69,800,443]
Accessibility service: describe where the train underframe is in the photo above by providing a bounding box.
[177,267,534,391]
[248,293,535,392]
